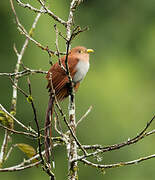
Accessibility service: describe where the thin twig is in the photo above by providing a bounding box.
[82,129,155,151]
[0,69,47,78]
[0,161,41,172]
[1,0,39,167]
[37,0,67,26]
[27,78,43,160]
[0,141,61,172]
[82,114,155,151]
[0,124,36,138]
[0,104,29,131]
[54,24,66,72]
[1,0,42,168]
[12,0,64,58]
[54,110,64,136]
[27,78,55,179]
[81,153,155,169]
[76,106,92,127]
[54,98,87,156]
[72,115,155,163]
[4,145,15,162]
[16,0,67,26]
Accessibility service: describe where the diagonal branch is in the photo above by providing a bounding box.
[0,104,30,131]
[16,0,67,26]
[0,124,36,138]
[76,106,92,127]
[70,115,155,165]
[82,114,155,152]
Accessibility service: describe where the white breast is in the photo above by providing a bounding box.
[73,60,90,83]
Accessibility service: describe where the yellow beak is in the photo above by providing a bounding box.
[87,49,94,53]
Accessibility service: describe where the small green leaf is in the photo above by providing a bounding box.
[16,143,38,164]
[17,143,36,158]
[27,95,33,103]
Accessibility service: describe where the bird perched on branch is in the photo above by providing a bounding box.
[44,46,94,164]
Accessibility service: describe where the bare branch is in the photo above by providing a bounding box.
[27,78,55,179]
[70,115,155,164]
[16,0,67,26]
[81,153,155,169]
[54,24,67,72]
[1,0,41,168]
[0,104,30,131]
[0,124,36,138]
[0,161,41,172]
[11,0,63,58]
[83,114,155,151]
[0,141,61,173]
[76,106,92,127]
[54,110,64,137]
[82,129,155,152]
[0,69,47,78]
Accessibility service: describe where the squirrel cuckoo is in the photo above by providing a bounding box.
[45,46,94,163]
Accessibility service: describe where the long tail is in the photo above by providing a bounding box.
[44,94,55,166]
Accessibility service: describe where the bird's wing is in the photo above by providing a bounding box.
[46,55,79,93]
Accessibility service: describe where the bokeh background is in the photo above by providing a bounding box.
[1,0,155,179]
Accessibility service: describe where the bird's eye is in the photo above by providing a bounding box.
[78,50,81,53]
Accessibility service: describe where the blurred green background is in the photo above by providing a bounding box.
[1,0,155,179]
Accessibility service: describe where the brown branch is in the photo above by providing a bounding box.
[27,78,55,179]
[54,98,87,156]
[54,24,67,72]
[0,124,36,138]
[82,129,155,152]
[82,114,155,151]
[71,115,155,164]
[9,76,55,178]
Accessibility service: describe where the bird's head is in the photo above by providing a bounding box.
[70,46,94,55]
[69,46,94,62]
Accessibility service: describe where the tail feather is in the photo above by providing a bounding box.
[44,94,54,166]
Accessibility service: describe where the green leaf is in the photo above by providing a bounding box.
[16,143,38,164]
[16,143,36,158]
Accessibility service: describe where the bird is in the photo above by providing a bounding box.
[44,46,94,164]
